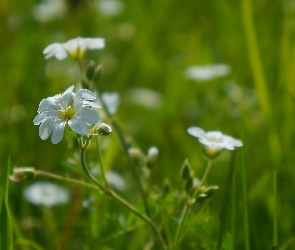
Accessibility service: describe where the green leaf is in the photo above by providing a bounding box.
[0,149,13,250]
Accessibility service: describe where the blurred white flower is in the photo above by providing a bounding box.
[31,0,66,23]
[105,171,126,191]
[96,0,124,17]
[187,127,242,159]
[33,86,100,144]
[43,37,105,60]
[24,182,69,208]
[101,92,120,115]
[184,64,231,81]
[128,88,162,108]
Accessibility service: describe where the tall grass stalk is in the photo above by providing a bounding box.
[241,144,250,250]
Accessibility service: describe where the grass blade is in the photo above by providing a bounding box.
[0,149,13,250]
[216,150,237,250]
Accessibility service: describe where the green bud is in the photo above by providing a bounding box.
[93,64,103,83]
[10,167,36,182]
[91,123,112,135]
[81,79,89,89]
[162,178,170,194]
[86,61,95,80]
[184,176,194,193]
[181,159,191,180]
[204,186,219,199]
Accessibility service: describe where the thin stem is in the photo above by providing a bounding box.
[95,136,109,188]
[80,146,167,250]
[35,170,100,191]
[80,149,107,193]
[174,159,212,250]
[173,204,190,250]
[95,86,151,216]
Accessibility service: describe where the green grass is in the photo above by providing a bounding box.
[1,0,295,249]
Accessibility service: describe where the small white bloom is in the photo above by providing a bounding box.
[33,86,100,144]
[43,37,105,60]
[187,127,242,159]
[24,182,69,208]
[184,64,231,81]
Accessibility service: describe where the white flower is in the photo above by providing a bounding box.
[43,37,105,60]
[187,127,242,159]
[24,182,69,208]
[33,86,100,144]
[184,64,231,81]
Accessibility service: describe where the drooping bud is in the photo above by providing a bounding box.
[86,61,95,80]
[10,167,36,182]
[128,147,145,168]
[91,123,112,136]
[196,186,219,203]
[181,159,191,180]
[146,146,159,169]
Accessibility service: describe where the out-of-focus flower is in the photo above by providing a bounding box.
[187,127,242,159]
[31,0,66,23]
[43,37,105,60]
[96,0,124,17]
[128,88,162,108]
[33,86,99,144]
[184,64,231,81]
[24,182,69,208]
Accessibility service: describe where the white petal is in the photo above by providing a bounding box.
[59,86,74,108]
[33,113,45,125]
[75,89,96,102]
[39,121,55,140]
[86,38,105,49]
[51,122,66,144]
[43,43,67,60]
[79,107,99,124]
[64,37,80,52]
[68,118,89,135]
[187,127,206,139]
[38,99,59,112]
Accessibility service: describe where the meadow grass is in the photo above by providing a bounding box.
[1,0,295,249]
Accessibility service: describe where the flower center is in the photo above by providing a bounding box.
[69,46,85,60]
[59,106,77,121]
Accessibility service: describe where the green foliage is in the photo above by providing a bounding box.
[1,0,295,249]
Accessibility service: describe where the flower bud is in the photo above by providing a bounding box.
[181,159,191,180]
[196,186,219,203]
[128,147,145,168]
[93,64,103,83]
[10,167,36,182]
[86,61,95,80]
[81,79,89,89]
[92,123,112,136]
[146,146,159,169]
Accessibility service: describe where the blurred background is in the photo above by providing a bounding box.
[1,0,295,249]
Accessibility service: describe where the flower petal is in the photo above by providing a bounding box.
[39,120,55,140]
[43,43,67,60]
[78,107,99,124]
[68,118,89,135]
[51,122,66,144]
[187,127,206,139]
[75,89,96,101]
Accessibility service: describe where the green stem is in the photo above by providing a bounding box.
[95,136,110,188]
[80,147,167,250]
[174,159,212,250]
[95,86,151,216]
[35,170,101,191]
[173,204,190,250]
[80,149,107,193]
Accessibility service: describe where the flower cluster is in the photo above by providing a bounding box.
[33,86,99,144]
